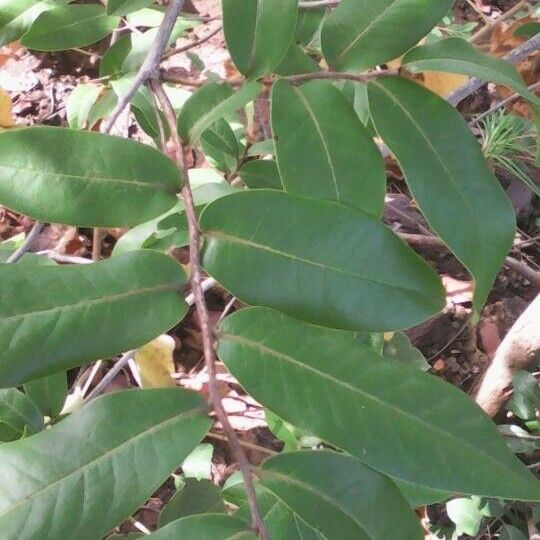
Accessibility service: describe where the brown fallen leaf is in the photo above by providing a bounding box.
[0,88,15,127]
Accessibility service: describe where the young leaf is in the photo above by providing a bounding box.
[107,0,154,16]
[23,372,67,418]
[402,38,540,107]
[222,0,298,78]
[218,306,540,500]
[260,451,423,539]
[368,77,516,310]
[178,81,262,143]
[201,190,444,332]
[159,478,226,527]
[0,127,180,227]
[321,0,453,71]
[66,83,102,130]
[0,250,188,387]
[0,388,211,540]
[21,4,119,51]
[0,388,43,441]
[272,80,386,216]
[148,514,256,539]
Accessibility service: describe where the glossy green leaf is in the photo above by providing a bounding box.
[21,5,119,51]
[218,306,540,500]
[100,34,131,78]
[0,388,43,441]
[272,80,386,216]
[514,23,540,39]
[260,451,422,539]
[368,77,515,310]
[238,160,283,190]
[0,388,211,540]
[321,0,453,71]
[296,5,325,45]
[403,38,540,107]
[107,0,154,16]
[149,514,255,539]
[0,0,70,47]
[507,370,540,420]
[159,479,226,527]
[24,372,67,418]
[0,250,188,387]
[0,127,180,227]
[178,81,262,143]
[66,83,102,130]
[182,443,214,480]
[222,0,299,78]
[201,190,444,332]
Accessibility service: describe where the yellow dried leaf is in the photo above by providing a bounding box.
[421,71,469,97]
[135,334,176,388]
[0,89,15,127]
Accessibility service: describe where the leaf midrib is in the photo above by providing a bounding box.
[222,332,530,487]
[262,469,371,539]
[336,0,400,63]
[371,81,485,276]
[1,283,180,324]
[291,86,341,202]
[206,229,429,297]
[0,164,175,192]
[0,408,203,519]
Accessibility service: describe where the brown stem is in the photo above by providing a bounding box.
[149,79,270,540]
[284,68,397,85]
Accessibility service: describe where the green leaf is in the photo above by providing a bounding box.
[403,38,540,107]
[238,160,283,190]
[218,306,540,500]
[222,0,299,78]
[0,0,70,47]
[201,190,444,332]
[0,388,43,441]
[66,83,102,130]
[182,443,214,480]
[446,497,484,536]
[383,332,429,371]
[100,34,132,78]
[508,370,540,420]
[274,43,320,76]
[178,81,262,143]
[0,388,211,540]
[149,514,255,539]
[514,22,540,39]
[321,0,453,71]
[260,451,423,539]
[107,0,154,16]
[272,80,385,216]
[0,250,188,387]
[0,127,180,227]
[24,372,67,418]
[159,478,226,527]
[21,5,119,51]
[368,77,515,310]
[500,524,528,540]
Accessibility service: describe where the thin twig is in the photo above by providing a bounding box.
[150,79,269,540]
[163,25,222,59]
[448,33,540,105]
[185,277,216,307]
[284,68,397,85]
[470,0,530,43]
[85,350,136,402]
[35,251,93,264]
[6,221,44,263]
[298,0,339,8]
[102,0,187,133]
[207,431,277,456]
[469,81,540,126]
